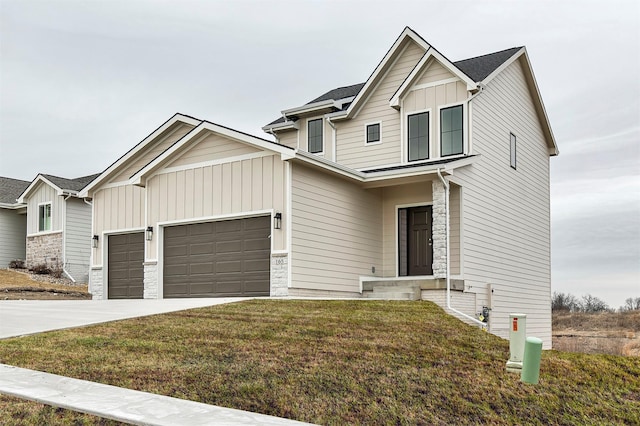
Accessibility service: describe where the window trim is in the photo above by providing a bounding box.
[438,103,465,158]
[510,132,517,169]
[38,202,52,232]
[364,121,382,146]
[307,118,324,155]
[406,109,431,162]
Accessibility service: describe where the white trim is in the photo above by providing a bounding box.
[306,117,324,156]
[18,175,62,203]
[395,202,435,277]
[436,101,466,159]
[409,76,461,92]
[364,121,382,146]
[26,229,62,238]
[405,108,432,163]
[155,151,274,176]
[286,161,293,288]
[79,114,202,197]
[156,210,273,229]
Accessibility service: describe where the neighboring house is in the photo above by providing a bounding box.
[81,27,557,347]
[17,173,99,283]
[0,177,29,268]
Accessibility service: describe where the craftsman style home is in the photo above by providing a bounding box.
[81,28,557,347]
[18,173,99,282]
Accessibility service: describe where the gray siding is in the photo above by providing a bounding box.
[456,57,552,347]
[64,197,92,282]
[291,164,383,293]
[26,182,63,235]
[0,208,27,267]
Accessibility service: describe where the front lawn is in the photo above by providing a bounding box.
[1,300,638,425]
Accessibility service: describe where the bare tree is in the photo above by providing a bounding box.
[621,297,640,312]
[552,292,579,312]
[579,294,610,313]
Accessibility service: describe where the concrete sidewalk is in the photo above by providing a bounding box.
[0,364,313,425]
[0,298,252,339]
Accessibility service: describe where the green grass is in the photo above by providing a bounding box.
[1,300,638,425]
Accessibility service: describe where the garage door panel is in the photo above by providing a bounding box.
[163,216,270,298]
[108,233,144,299]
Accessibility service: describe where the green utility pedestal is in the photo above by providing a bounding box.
[521,337,543,384]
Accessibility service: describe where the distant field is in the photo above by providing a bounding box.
[553,311,640,356]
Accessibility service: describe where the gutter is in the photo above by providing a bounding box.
[436,168,486,328]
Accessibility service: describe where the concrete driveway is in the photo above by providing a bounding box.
[0,298,251,339]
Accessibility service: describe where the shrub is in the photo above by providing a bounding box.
[9,259,25,269]
[50,267,64,279]
[31,263,51,275]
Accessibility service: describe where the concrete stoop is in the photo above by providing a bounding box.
[363,283,421,301]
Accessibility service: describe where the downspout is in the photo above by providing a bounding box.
[466,84,485,155]
[62,193,76,283]
[265,128,281,145]
[326,115,337,162]
[437,168,486,328]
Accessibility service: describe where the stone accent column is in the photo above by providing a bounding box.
[89,267,104,300]
[270,253,289,297]
[432,180,447,279]
[143,261,158,299]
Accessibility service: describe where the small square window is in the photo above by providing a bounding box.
[366,123,381,144]
[39,203,51,232]
[510,133,517,169]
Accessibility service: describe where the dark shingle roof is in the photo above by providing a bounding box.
[41,173,101,192]
[0,176,30,204]
[264,47,521,128]
[453,47,522,82]
[306,83,366,105]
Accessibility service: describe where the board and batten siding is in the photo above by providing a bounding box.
[91,184,146,265]
[26,183,63,234]
[0,209,26,267]
[64,197,92,282]
[167,133,262,168]
[336,40,426,169]
[291,163,383,293]
[146,154,287,259]
[110,123,196,183]
[456,57,552,347]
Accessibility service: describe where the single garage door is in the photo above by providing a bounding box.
[108,233,144,299]
[163,216,271,298]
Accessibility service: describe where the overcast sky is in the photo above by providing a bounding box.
[1,0,638,308]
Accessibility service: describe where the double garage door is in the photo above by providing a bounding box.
[107,216,271,299]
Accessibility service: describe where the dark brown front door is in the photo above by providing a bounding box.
[403,206,433,276]
[108,233,144,299]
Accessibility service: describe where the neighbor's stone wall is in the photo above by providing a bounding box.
[431,180,447,278]
[26,232,63,271]
[89,267,104,300]
[143,262,158,299]
[270,253,288,297]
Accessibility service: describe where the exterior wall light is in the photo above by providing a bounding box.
[273,212,282,230]
[146,226,153,241]
[92,235,99,249]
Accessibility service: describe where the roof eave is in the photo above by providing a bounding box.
[17,174,63,203]
[261,120,300,133]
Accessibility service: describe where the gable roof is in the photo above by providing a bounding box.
[0,176,30,206]
[130,119,294,187]
[453,47,522,82]
[17,173,100,203]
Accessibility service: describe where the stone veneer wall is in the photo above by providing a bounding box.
[431,180,447,278]
[89,267,104,299]
[143,262,158,299]
[26,232,63,271]
[270,253,288,297]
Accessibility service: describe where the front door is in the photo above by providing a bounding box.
[399,206,433,276]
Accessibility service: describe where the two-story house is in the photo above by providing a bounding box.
[81,27,557,347]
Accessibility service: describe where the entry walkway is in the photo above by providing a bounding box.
[0,298,252,339]
[0,364,313,425]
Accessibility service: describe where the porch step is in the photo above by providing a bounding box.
[363,285,421,301]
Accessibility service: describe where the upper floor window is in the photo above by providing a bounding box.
[408,111,429,161]
[510,133,517,169]
[366,122,381,144]
[39,203,51,232]
[440,105,463,157]
[308,119,323,154]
